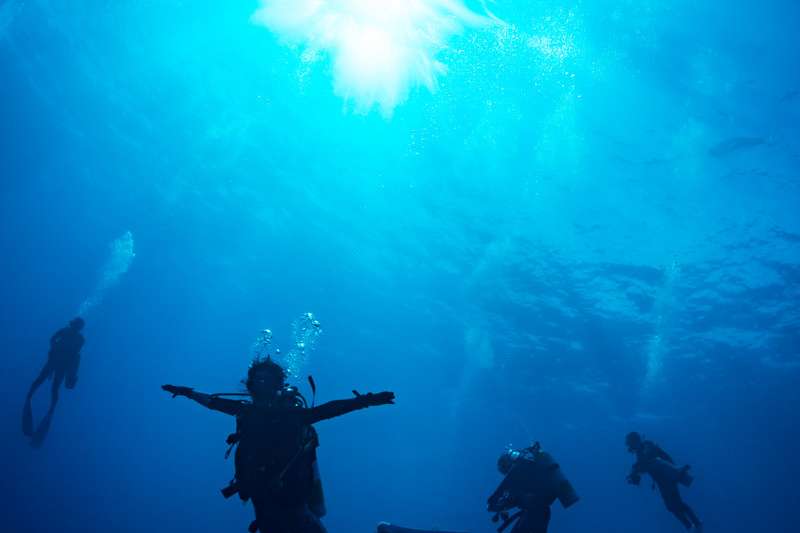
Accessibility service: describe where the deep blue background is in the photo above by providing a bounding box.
[2,1,799,532]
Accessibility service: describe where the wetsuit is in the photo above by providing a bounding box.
[186,390,379,533]
[28,327,83,406]
[23,326,83,446]
[488,458,557,533]
[630,440,702,530]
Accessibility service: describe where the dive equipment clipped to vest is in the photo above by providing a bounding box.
[217,383,325,520]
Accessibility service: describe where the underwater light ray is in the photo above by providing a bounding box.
[252,0,500,116]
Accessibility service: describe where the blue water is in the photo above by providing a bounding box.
[2,1,799,532]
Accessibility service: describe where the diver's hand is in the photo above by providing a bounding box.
[352,390,395,406]
[487,495,508,513]
[626,473,641,486]
[162,384,193,398]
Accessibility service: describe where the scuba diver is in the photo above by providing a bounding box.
[625,432,703,531]
[22,317,85,447]
[487,442,579,533]
[162,357,395,533]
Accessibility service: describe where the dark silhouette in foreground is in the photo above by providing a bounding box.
[23,317,85,447]
[626,432,703,531]
[487,442,579,533]
[162,358,394,533]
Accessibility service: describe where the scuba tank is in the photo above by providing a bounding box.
[539,451,579,508]
[512,442,580,509]
[647,458,694,487]
[218,381,327,517]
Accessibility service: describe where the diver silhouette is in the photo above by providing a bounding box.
[626,432,703,531]
[162,357,395,533]
[22,317,85,448]
[487,442,579,533]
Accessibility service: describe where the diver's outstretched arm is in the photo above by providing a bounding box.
[306,391,395,423]
[27,363,52,399]
[161,384,243,416]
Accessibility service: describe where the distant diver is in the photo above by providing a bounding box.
[487,442,579,533]
[162,357,395,533]
[625,431,703,531]
[22,317,85,448]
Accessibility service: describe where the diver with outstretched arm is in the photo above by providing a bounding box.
[625,432,703,531]
[23,317,85,447]
[162,384,394,423]
[162,357,394,533]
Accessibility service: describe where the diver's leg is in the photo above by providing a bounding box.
[22,395,35,436]
[659,483,692,530]
[511,507,550,533]
[508,512,529,533]
[250,495,272,533]
[24,362,52,436]
[301,507,327,533]
[22,400,33,436]
[681,501,702,529]
[27,362,53,399]
[27,371,63,447]
[672,509,693,530]
[30,408,54,448]
[538,506,551,533]
[284,505,326,533]
[49,371,64,412]
[252,495,312,533]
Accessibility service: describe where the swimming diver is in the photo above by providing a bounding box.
[162,357,395,533]
[625,431,703,531]
[22,317,85,447]
[487,442,579,533]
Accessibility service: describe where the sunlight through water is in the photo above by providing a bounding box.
[252,0,498,116]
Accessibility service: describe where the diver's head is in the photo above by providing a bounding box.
[626,431,643,452]
[246,358,287,399]
[69,317,85,331]
[497,449,521,475]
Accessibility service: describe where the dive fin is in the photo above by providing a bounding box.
[22,399,33,437]
[30,409,54,449]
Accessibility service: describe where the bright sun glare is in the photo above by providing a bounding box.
[252,0,497,116]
